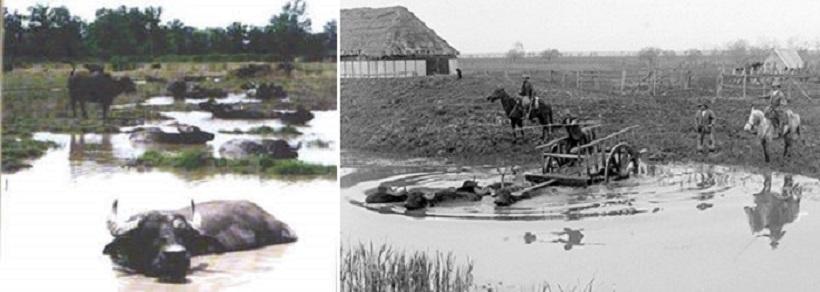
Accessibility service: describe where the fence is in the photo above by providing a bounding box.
[716,67,820,100]
[542,68,706,96]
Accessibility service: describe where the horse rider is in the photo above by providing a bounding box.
[695,99,716,153]
[519,74,537,118]
[762,80,788,137]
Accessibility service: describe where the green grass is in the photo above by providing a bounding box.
[340,242,474,292]
[135,149,336,176]
[1,134,58,172]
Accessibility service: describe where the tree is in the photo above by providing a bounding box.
[638,47,662,68]
[268,0,312,60]
[507,41,525,61]
[684,49,702,64]
[725,39,749,64]
[539,49,561,61]
[225,22,248,54]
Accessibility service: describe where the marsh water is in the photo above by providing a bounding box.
[341,153,820,291]
[0,109,339,290]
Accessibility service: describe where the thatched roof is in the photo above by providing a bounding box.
[768,48,804,69]
[340,6,459,58]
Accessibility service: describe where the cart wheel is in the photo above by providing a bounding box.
[604,143,638,183]
[542,143,565,173]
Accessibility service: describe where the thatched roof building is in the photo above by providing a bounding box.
[341,6,459,59]
[340,6,459,77]
[764,48,805,73]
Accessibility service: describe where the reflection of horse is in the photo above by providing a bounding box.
[743,174,802,249]
[551,228,585,251]
[743,108,802,162]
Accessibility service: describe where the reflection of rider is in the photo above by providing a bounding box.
[744,173,802,249]
[762,81,788,136]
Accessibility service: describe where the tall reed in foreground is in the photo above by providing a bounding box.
[341,242,474,292]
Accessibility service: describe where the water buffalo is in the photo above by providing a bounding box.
[104,200,297,282]
[218,139,300,160]
[404,181,491,210]
[167,81,227,99]
[68,65,136,120]
[198,99,275,119]
[365,185,408,203]
[129,124,215,144]
[280,106,315,125]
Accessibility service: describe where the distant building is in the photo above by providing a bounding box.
[763,49,805,74]
[340,6,459,78]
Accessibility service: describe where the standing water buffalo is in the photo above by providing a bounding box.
[104,200,297,282]
[67,64,136,120]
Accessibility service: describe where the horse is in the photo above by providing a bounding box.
[743,107,802,162]
[487,88,526,140]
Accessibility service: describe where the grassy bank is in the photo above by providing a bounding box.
[341,61,820,177]
[1,134,58,172]
[340,243,474,292]
[134,149,336,176]
[219,125,303,136]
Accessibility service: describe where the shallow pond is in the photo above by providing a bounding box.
[0,114,339,290]
[341,157,820,291]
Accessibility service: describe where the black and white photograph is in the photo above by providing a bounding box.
[340,1,820,291]
[0,0,338,290]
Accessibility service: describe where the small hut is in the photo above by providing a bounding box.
[763,49,805,74]
[340,6,459,78]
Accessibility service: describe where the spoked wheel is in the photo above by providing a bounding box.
[542,142,568,174]
[604,143,639,183]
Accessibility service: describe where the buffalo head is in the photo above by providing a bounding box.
[103,200,223,282]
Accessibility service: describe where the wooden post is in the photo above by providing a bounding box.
[651,70,657,96]
[742,68,747,98]
[620,70,626,96]
[716,68,723,99]
[562,72,567,87]
[788,76,793,99]
[576,71,581,89]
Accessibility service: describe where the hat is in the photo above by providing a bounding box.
[698,98,709,108]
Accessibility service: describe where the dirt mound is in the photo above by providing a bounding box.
[342,70,820,176]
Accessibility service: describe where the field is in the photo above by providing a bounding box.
[341,57,820,177]
[1,61,336,172]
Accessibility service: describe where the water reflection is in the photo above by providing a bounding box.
[744,173,802,249]
[550,228,585,251]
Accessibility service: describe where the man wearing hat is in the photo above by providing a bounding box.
[519,74,536,118]
[763,80,788,137]
[695,99,716,153]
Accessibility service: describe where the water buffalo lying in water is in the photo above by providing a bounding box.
[167,81,228,99]
[199,99,275,119]
[129,124,215,144]
[403,181,491,210]
[219,139,300,160]
[365,185,409,203]
[67,65,136,120]
[104,200,297,282]
[280,106,315,125]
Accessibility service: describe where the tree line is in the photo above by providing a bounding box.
[3,0,337,63]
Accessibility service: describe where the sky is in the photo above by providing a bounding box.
[341,0,820,54]
[5,0,339,32]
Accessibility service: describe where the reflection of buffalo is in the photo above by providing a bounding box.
[104,200,297,282]
[218,139,300,160]
[744,174,802,249]
[129,125,215,144]
[68,64,136,120]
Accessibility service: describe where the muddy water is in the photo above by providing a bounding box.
[0,115,338,290]
[341,159,820,291]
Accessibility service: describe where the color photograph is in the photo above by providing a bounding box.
[0,0,338,290]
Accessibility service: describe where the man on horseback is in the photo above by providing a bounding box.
[695,99,716,153]
[763,80,788,137]
[519,74,537,118]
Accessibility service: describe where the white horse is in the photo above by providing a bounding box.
[743,107,802,162]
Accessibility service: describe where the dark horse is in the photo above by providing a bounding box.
[488,88,554,140]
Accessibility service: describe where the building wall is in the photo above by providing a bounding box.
[341,58,459,78]
[340,59,427,78]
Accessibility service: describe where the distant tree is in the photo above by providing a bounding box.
[225,22,248,54]
[725,39,749,64]
[507,41,525,61]
[268,0,312,60]
[638,47,662,68]
[684,49,702,64]
[539,49,561,61]
[323,20,337,51]
[661,50,676,57]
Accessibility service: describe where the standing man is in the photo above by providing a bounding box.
[762,80,788,137]
[695,99,716,153]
